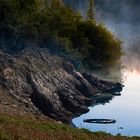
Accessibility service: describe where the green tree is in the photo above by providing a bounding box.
[87,0,95,21]
[0,0,122,67]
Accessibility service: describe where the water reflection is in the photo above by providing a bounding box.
[93,94,114,105]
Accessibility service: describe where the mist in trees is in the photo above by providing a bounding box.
[0,0,122,68]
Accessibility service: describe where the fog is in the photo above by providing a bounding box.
[64,0,140,74]
[63,0,140,39]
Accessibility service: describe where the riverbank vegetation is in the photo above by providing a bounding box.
[0,113,139,140]
[0,0,122,67]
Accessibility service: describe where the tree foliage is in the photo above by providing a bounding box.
[87,0,95,21]
[0,0,122,67]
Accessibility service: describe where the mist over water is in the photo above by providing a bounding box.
[97,0,140,87]
[64,0,140,75]
[69,0,140,136]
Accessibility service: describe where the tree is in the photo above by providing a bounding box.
[50,0,63,9]
[87,0,95,21]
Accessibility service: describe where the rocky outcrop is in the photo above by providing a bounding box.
[82,73,123,93]
[0,47,123,123]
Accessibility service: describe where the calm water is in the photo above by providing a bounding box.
[73,70,140,136]
[70,0,140,136]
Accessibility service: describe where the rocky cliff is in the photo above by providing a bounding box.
[0,47,122,123]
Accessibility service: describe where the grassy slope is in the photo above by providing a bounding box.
[0,113,139,140]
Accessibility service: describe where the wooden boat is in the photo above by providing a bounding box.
[83,119,116,124]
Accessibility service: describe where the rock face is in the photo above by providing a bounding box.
[0,47,122,123]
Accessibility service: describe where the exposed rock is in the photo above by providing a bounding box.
[0,47,123,123]
[82,73,123,93]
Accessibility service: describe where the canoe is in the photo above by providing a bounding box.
[83,119,116,124]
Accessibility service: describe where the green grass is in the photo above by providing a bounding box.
[0,113,139,140]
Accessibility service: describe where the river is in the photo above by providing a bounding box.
[64,0,140,136]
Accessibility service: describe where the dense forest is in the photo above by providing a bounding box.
[0,0,122,68]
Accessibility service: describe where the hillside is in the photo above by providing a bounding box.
[0,0,133,139]
[0,47,123,123]
[0,113,139,140]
